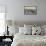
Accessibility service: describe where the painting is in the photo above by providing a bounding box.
[24,6,37,15]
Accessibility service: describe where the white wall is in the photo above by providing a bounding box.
[0,0,46,22]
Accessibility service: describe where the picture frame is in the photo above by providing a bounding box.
[24,6,37,15]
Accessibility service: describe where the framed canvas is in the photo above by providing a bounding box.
[24,6,37,15]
